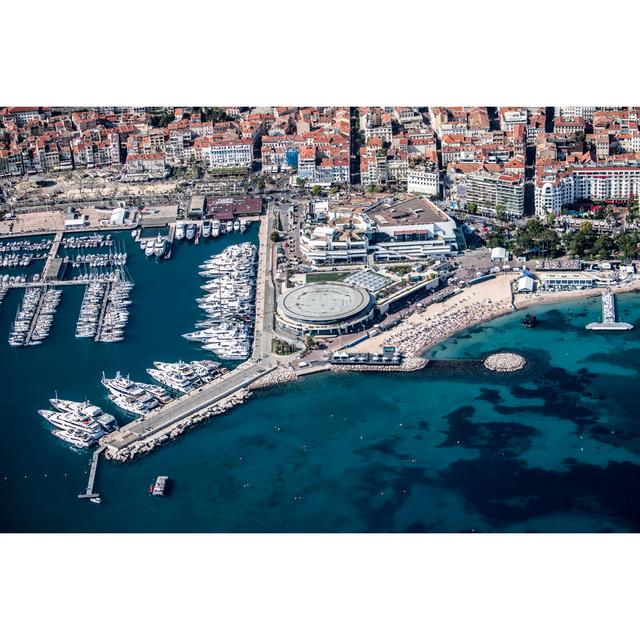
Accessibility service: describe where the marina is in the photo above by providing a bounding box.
[184,242,258,360]
[8,286,62,346]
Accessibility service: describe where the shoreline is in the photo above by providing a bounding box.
[344,276,640,361]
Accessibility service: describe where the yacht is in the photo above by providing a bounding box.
[108,393,157,416]
[101,372,160,412]
[225,220,233,233]
[147,367,195,394]
[240,220,247,233]
[149,475,168,496]
[135,381,172,404]
[233,219,240,232]
[202,220,212,238]
[51,428,93,448]
[175,222,186,240]
[38,409,104,439]
[153,234,167,258]
[49,398,118,432]
[186,224,196,241]
[211,220,221,238]
[144,241,155,258]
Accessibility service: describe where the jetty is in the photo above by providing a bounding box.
[78,445,106,500]
[93,282,112,341]
[41,231,63,281]
[101,359,278,459]
[23,287,50,344]
[586,290,633,331]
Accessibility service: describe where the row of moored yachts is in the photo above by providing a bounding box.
[9,287,62,347]
[1,252,43,268]
[182,242,257,360]
[37,360,225,448]
[64,251,127,268]
[61,233,114,249]
[75,273,132,342]
[0,238,52,253]
[175,218,250,241]
[1,273,28,285]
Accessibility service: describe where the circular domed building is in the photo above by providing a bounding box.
[276,281,375,336]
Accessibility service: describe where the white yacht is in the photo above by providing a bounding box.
[51,428,93,448]
[153,234,167,258]
[175,222,186,240]
[233,219,240,232]
[108,393,156,416]
[38,409,104,439]
[144,241,155,258]
[202,220,212,238]
[49,398,118,432]
[211,220,221,238]
[225,220,233,233]
[146,367,194,394]
[186,224,196,241]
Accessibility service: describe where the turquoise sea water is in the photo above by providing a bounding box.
[2,230,640,532]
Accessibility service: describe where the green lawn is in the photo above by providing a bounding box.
[305,271,353,283]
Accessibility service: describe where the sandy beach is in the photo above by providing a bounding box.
[348,275,640,358]
[348,275,516,357]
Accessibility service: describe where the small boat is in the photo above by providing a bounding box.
[150,475,168,496]
[202,220,212,238]
[233,219,240,232]
[175,222,186,240]
[90,497,102,504]
[522,313,537,328]
[226,220,233,233]
[186,224,196,241]
[212,220,221,238]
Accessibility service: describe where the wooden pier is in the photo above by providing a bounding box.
[93,282,112,341]
[78,445,106,500]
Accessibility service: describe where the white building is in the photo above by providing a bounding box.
[535,163,640,215]
[300,196,460,265]
[407,166,440,196]
[201,140,253,168]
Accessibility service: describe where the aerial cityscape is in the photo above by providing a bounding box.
[2,105,640,532]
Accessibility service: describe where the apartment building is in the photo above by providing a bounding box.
[465,171,525,218]
[407,165,440,196]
